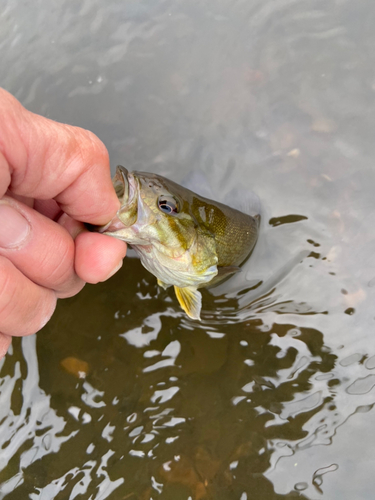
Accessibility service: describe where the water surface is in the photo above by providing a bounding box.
[1,0,375,498]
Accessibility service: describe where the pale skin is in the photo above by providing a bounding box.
[0,88,127,359]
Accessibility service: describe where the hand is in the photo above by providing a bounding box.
[0,89,127,358]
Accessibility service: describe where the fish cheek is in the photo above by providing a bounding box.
[157,215,196,253]
[118,206,137,227]
[191,229,218,274]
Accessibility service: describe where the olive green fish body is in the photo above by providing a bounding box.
[100,166,260,320]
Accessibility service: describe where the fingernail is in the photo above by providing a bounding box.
[101,260,123,281]
[0,202,30,248]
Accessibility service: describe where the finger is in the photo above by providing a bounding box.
[0,333,12,359]
[34,198,62,220]
[57,212,86,240]
[5,191,34,208]
[0,150,11,196]
[0,88,119,225]
[0,197,84,298]
[0,256,56,337]
[75,232,127,284]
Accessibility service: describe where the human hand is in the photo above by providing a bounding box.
[0,89,127,358]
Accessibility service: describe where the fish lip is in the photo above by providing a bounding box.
[123,169,138,210]
[113,165,130,204]
[98,166,138,233]
[114,165,138,208]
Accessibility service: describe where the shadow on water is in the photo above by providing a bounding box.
[0,251,338,499]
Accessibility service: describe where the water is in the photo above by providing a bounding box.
[1,0,375,498]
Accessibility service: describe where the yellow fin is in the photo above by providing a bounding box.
[157,279,169,290]
[174,286,202,321]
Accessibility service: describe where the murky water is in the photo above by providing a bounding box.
[1,0,375,498]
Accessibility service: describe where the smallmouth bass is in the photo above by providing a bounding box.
[100,166,260,320]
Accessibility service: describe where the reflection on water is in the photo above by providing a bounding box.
[2,0,375,498]
[1,243,374,499]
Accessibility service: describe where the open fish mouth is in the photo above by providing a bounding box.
[98,165,138,233]
[113,165,129,204]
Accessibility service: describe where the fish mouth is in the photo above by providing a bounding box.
[98,165,138,233]
[112,165,130,204]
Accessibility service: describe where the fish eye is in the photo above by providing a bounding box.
[157,195,180,215]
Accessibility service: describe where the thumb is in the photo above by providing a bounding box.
[0,196,84,297]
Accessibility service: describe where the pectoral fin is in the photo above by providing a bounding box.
[157,279,170,290]
[174,286,202,321]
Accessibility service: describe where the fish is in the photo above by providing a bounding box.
[99,166,260,320]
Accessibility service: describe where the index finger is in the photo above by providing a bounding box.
[0,88,119,225]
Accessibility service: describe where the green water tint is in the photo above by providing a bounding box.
[0,256,338,499]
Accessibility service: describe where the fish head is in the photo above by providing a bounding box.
[100,166,218,288]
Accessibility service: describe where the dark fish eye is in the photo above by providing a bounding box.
[157,195,180,215]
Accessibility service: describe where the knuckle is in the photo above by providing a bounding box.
[73,128,109,169]
[83,129,109,162]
